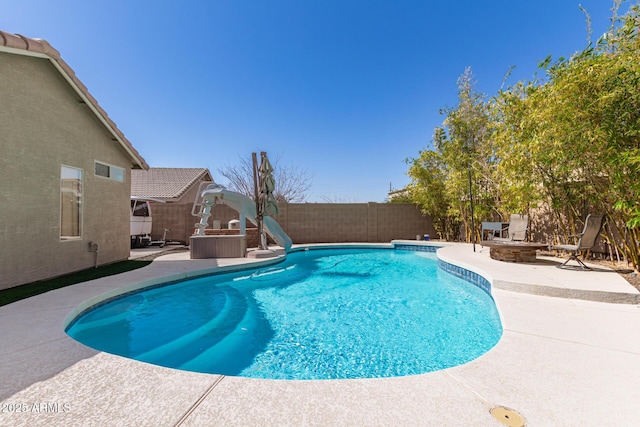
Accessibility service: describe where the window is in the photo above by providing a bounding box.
[60,166,83,239]
[131,200,150,217]
[95,161,125,182]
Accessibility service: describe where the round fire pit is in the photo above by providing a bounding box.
[481,241,549,263]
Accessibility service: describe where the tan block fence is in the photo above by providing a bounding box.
[151,203,437,247]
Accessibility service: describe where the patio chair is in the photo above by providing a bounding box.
[552,214,604,270]
[493,214,529,242]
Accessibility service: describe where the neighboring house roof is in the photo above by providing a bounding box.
[131,168,213,201]
[388,188,409,200]
[0,30,149,170]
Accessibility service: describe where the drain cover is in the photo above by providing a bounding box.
[490,406,525,427]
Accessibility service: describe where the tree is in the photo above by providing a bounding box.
[492,1,640,269]
[406,1,640,268]
[217,153,313,203]
[406,68,498,241]
[406,148,459,240]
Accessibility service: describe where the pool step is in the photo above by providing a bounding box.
[135,286,247,366]
[70,295,147,331]
[178,302,259,373]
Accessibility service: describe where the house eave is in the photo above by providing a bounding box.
[0,31,149,170]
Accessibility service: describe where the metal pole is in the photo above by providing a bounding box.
[251,152,265,249]
[468,165,476,252]
[259,151,268,249]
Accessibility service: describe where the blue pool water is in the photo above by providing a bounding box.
[66,248,502,380]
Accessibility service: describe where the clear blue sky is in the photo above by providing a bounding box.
[3,1,625,202]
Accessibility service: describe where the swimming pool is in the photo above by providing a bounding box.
[66,247,502,380]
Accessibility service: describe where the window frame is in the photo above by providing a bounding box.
[60,165,83,240]
[94,160,125,183]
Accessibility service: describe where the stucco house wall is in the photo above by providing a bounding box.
[0,33,147,290]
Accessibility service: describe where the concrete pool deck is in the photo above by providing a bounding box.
[1,242,639,426]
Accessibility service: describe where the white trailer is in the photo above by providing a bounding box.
[130,197,165,247]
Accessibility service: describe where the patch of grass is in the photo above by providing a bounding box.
[0,260,152,307]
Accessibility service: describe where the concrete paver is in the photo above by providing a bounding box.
[1,242,639,426]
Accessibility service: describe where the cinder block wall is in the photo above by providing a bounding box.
[277,203,436,244]
[154,198,612,256]
[151,203,190,243]
[152,203,253,244]
[278,203,370,243]
[375,203,437,242]
[160,202,436,246]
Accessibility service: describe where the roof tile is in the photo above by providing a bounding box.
[131,168,213,200]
